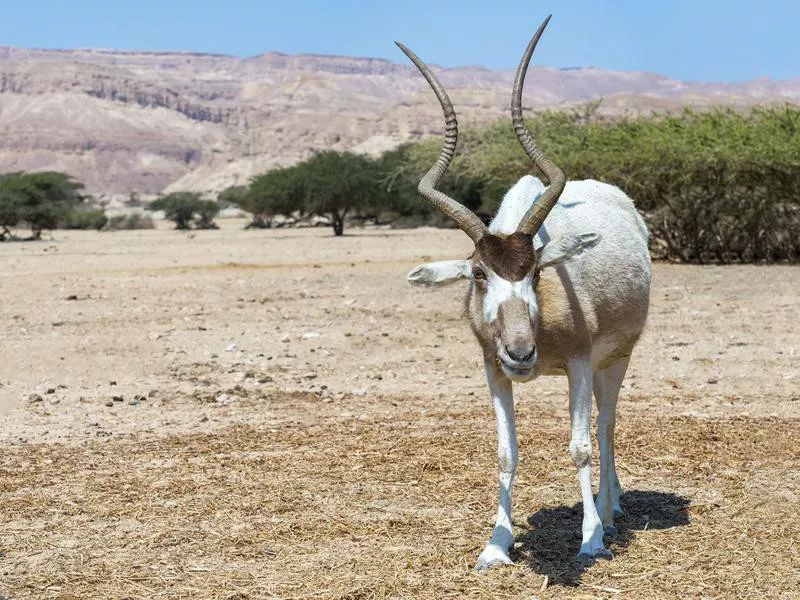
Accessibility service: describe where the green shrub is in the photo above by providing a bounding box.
[229,105,800,261]
[63,209,109,231]
[105,213,155,231]
[0,171,87,239]
[381,105,800,263]
[148,192,219,230]
[193,199,221,230]
[232,170,303,229]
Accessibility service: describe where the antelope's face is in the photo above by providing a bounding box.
[472,232,540,381]
[408,231,599,382]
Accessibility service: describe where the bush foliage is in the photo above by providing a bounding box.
[443,105,800,263]
[106,213,155,231]
[63,208,109,231]
[0,170,162,238]
[226,105,799,262]
[149,192,220,230]
[0,171,88,239]
[4,105,797,263]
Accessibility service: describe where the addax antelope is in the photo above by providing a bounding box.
[397,15,651,569]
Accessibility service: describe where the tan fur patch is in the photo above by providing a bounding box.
[475,233,536,281]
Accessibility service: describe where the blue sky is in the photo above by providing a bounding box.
[1,1,798,83]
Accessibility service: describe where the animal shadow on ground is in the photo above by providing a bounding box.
[514,490,690,586]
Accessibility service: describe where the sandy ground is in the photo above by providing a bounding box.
[0,223,798,599]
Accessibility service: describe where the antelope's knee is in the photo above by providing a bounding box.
[596,412,615,431]
[569,439,592,468]
[498,447,519,474]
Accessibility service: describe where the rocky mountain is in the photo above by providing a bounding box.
[1,46,798,202]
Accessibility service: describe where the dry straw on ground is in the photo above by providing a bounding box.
[2,393,799,599]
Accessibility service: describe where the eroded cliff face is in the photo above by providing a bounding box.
[1,46,798,200]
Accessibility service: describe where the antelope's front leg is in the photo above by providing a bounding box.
[475,360,518,571]
[568,357,612,561]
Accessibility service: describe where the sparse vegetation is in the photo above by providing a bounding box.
[0,171,88,239]
[63,208,109,231]
[2,229,798,599]
[105,213,155,231]
[0,171,162,237]
[231,105,799,261]
[148,192,220,230]
[7,106,796,262]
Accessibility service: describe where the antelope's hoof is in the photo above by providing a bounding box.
[576,546,613,565]
[603,525,619,538]
[474,545,513,572]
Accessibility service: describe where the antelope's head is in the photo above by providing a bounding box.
[399,16,599,381]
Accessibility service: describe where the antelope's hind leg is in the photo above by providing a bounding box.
[593,356,630,535]
[568,356,612,561]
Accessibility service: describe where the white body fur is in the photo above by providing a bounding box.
[409,175,651,568]
[494,175,650,373]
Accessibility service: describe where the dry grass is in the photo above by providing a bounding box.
[2,390,798,599]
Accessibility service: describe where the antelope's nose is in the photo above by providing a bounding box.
[505,344,536,363]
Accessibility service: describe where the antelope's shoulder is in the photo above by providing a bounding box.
[489,175,547,235]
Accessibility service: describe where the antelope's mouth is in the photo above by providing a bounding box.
[497,347,538,382]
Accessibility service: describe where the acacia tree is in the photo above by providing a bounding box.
[0,171,86,239]
[149,192,220,230]
[243,166,305,228]
[0,174,23,239]
[300,150,381,236]
[217,185,248,210]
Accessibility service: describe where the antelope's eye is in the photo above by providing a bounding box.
[472,267,487,281]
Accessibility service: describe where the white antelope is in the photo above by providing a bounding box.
[398,15,651,569]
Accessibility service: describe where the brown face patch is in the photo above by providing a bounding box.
[474,232,537,281]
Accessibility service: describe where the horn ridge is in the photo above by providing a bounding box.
[396,42,487,243]
[511,15,567,236]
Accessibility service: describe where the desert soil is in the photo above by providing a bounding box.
[1,224,798,599]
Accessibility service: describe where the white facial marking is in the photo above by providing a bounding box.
[482,270,538,324]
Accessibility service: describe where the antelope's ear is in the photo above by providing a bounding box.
[537,233,601,270]
[407,260,472,287]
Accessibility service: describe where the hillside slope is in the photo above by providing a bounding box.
[1,46,798,200]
